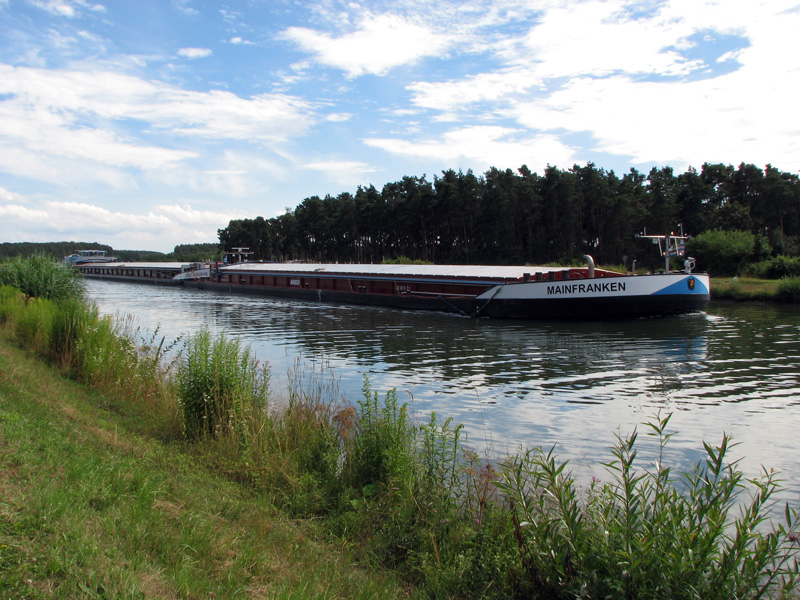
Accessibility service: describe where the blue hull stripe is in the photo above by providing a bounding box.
[651,276,709,296]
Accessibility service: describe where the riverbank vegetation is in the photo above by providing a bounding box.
[711,277,800,303]
[2,256,799,598]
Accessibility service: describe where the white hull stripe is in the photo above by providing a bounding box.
[477,274,710,301]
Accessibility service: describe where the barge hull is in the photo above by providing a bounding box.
[180,274,710,320]
[76,261,710,320]
[478,293,710,319]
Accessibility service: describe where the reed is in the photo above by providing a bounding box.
[0,282,180,433]
[49,296,96,370]
[0,285,26,325]
[0,254,84,302]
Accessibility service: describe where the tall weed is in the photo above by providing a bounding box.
[176,328,270,442]
[14,296,53,355]
[496,413,800,599]
[348,377,417,492]
[49,297,96,370]
[0,285,26,325]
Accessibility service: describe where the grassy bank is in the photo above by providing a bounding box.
[711,276,800,302]
[2,256,800,599]
[0,336,402,599]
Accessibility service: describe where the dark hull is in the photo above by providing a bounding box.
[183,279,479,314]
[478,293,710,320]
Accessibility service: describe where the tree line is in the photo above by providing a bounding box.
[0,242,220,263]
[0,242,115,261]
[218,162,800,268]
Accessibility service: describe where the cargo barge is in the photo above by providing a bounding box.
[74,240,710,320]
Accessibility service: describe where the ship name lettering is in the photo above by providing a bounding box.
[546,281,625,295]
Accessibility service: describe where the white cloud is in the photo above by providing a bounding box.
[0,63,319,189]
[515,1,705,79]
[177,47,212,59]
[281,13,453,77]
[386,0,800,172]
[365,125,576,172]
[409,69,538,112]
[512,64,800,169]
[325,112,353,123]
[173,0,198,16]
[168,150,287,198]
[0,185,27,204]
[2,0,799,253]
[304,159,378,185]
[408,0,752,117]
[500,0,800,169]
[30,0,105,17]
[0,203,47,221]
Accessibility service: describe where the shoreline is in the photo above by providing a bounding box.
[710,276,800,303]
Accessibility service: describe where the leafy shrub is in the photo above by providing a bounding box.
[687,230,771,276]
[749,255,800,279]
[0,254,84,301]
[768,255,800,278]
[496,414,800,599]
[777,277,800,303]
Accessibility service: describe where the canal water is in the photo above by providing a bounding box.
[86,279,800,501]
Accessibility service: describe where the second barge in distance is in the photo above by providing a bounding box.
[75,236,711,320]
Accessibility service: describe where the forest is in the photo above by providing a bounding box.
[218,162,800,270]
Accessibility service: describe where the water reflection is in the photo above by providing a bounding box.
[86,281,800,502]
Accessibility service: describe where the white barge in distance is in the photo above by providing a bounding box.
[63,249,117,266]
[75,235,710,320]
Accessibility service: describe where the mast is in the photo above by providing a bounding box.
[636,226,689,273]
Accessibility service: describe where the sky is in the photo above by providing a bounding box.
[1,0,799,253]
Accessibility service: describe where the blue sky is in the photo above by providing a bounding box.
[1,0,798,252]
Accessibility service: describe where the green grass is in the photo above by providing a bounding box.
[0,336,402,599]
[710,276,800,303]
